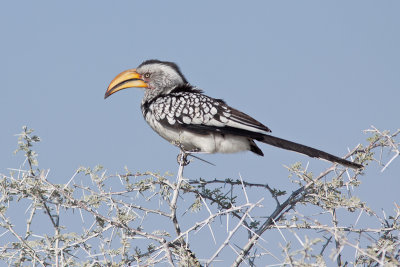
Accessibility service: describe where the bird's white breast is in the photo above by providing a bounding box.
[145,111,250,154]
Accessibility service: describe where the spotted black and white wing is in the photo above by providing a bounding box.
[142,90,271,140]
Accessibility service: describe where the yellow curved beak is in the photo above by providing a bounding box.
[104,69,149,99]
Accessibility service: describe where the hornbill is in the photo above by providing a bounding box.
[105,59,362,169]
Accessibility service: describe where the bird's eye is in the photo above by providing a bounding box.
[144,73,151,78]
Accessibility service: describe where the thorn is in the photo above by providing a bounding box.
[188,154,216,166]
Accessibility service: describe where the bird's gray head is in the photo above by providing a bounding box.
[138,60,187,89]
[105,60,188,101]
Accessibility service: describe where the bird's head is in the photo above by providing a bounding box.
[105,60,188,100]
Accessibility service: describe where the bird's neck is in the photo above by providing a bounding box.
[140,87,173,112]
[143,88,163,103]
[141,83,201,108]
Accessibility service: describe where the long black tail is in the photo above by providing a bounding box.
[260,134,362,169]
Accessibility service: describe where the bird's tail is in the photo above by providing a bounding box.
[260,134,362,169]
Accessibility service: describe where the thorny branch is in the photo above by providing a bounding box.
[232,126,400,266]
[0,126,399,266]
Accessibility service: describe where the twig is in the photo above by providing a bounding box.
[207,198,263,265]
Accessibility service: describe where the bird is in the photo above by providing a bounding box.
[104,59,362,169]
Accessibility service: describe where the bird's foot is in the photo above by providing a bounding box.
[177,151,190,166]
[173,141,198,166]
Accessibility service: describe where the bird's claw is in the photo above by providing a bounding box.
[177,152,190,166]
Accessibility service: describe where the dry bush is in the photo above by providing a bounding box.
[0,126,399,266]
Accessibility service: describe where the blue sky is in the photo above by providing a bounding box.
[1,1,399,264]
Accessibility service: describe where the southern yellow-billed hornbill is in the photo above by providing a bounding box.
[105,60,362,169]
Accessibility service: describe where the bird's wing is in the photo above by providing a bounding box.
[149,92,271,136]
[227,106,271,133]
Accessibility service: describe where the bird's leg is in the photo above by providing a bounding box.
[172,141,191,166]
[172,140,215,166]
